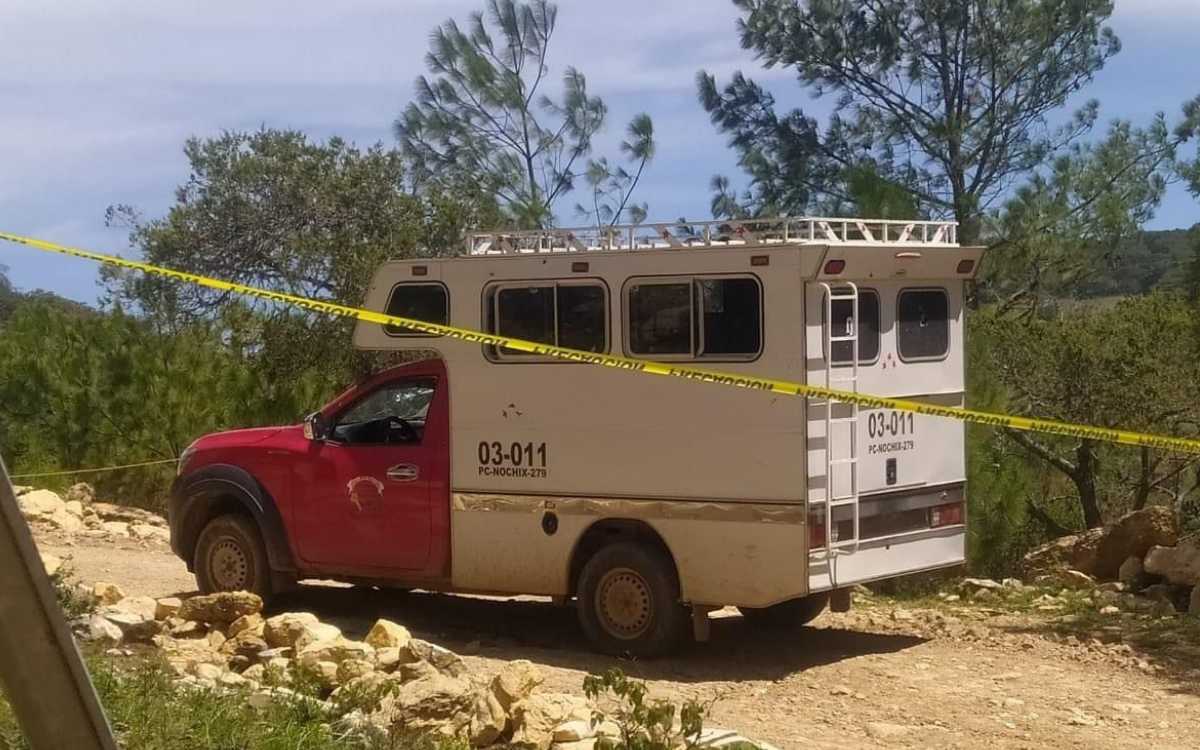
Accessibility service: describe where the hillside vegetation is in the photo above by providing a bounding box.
[1074,227,1200,298]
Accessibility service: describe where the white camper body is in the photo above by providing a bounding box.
[353,217,983,613]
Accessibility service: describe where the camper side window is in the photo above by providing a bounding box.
[496,286,555,353]
[627,282,692,355]
[383,283,449,337]
[897,288,950,361]
[488,281,608,360]
[696,278,761,357]
[626,276,762,360]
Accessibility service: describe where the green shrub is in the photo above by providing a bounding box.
[583,668,756,750]
[50,564,95,619]
[329,675,400,717]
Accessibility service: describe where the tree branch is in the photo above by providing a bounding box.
[1002,427,1078,480]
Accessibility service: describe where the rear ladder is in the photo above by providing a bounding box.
[816,282,862,557]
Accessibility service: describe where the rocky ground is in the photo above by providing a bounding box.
[17,485,1200,749]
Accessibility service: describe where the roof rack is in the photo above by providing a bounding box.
[465,217,958,256]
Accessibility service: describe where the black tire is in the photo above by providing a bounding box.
[576,542,688,658]
[194,514,272,600]
[739,592,830,629]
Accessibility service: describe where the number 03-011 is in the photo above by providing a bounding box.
[477,441,548,467]
[867,411,915,439]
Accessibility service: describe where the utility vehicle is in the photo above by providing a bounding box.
[170,216,983,656]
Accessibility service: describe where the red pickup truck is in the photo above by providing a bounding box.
[169,358,452,597]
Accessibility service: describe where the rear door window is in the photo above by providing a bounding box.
[897,289,949,361]
[829,289,880,365]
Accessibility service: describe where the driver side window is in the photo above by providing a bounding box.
[331,378,435,446]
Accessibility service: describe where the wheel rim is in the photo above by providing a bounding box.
[594,567,653,640]
[209,538,249,590]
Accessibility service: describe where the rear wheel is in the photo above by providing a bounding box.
[194,514,272,600]
[576,542,688,657]
[739,592,830,629]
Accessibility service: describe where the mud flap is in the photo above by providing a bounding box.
[830,588,852,613]
[692,605,715,642]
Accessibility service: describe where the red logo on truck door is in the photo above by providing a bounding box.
[346,476,386,512]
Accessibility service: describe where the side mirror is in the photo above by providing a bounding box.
[303,412,328,441]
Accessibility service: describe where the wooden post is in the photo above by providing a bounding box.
[0,458,118,749]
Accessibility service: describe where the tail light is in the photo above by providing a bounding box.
[929,502,964,528]
[809,514,827,549]
[823,259,845,275]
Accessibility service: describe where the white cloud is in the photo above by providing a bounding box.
[0,0,757,92]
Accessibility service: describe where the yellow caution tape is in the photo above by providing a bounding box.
[10,458,179,480]
[4,229,1200,455]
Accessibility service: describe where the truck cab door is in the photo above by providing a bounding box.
[293,374,445,572]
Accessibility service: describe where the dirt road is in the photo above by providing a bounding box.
[39,534,1200,749]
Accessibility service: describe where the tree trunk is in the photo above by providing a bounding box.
[1133,446,1152,511]
[952,190,981,246]
[1074,441,1104,528]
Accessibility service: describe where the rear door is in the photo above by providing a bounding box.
[850,282,966,494]
[805,245,980,543]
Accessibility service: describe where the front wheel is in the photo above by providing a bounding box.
[576,542,688,658]
[194,514,272,600]
[739,592,830,629]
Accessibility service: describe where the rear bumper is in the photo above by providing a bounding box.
[808,524,965,592]
[823,482,965,543]
[808,482,967,591]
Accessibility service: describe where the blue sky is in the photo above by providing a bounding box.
[1,0,1198,303]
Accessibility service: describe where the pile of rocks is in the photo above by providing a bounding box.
[74,587,767,749]
[949,575,1128,615]
[76,587,602,748]
[13,483,169,544]
[1018,506,1199,616]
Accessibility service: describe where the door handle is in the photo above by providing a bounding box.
[386,463,419,482]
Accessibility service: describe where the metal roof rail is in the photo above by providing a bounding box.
[465,217,958,256]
